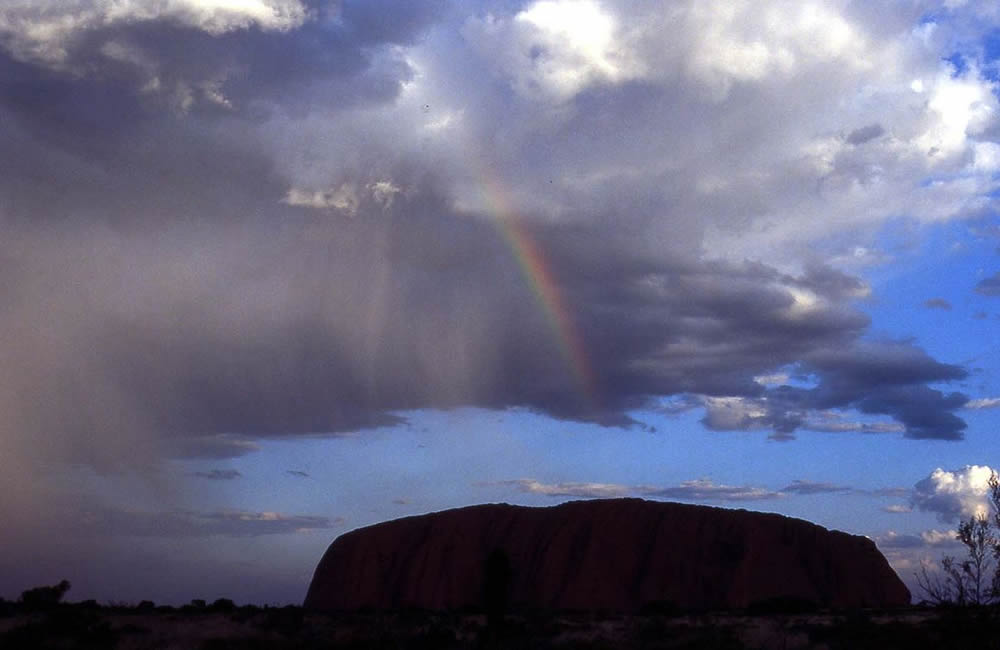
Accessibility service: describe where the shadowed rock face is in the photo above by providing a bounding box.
[304,499,910,612]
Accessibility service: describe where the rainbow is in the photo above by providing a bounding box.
[477,176,600,409]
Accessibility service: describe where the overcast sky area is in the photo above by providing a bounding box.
[1,0,1000,605]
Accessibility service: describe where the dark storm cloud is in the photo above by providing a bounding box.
[0,1,437,231]
[0,1,441,118]
[698,341,968,440]
[559,255,871,406]
[976,272,1000,296]
[337,0,448,46]
[0,0,443,228]
[803,342,968,440]
[0,196,971,469]
[804,343,967,439]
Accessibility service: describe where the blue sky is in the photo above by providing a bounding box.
[0,0,999,605]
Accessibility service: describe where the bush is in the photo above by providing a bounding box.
[20,579,71,609]
[210,598,235,612]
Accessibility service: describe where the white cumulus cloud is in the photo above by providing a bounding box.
[912,465,997,522]
[463,0,644,102]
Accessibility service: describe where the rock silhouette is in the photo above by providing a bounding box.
[304,499,910,612]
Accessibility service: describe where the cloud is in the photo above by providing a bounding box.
[912,465,997,523]
[2,1,309,45]
[494,476,909,502]
[0,0,436,120]
[190,469,242,481]
[965,397,1000,409]
[639,479,784,502]
[923,298,953,310]
[846,123,885,146]
[976,272,1000,296]
[462,0,645,102]
[83,508,335,538]
[920,529,962,547]
[490,478,783,502]
[868,487,911,498]
[875,532,924,549]
[282,185,359,213]
[696,340,968,440]
[703,400,908,438]
[169,435,261,460]
[802,412,905,435]
[876,529,961,549]
[883,504,913,514]
[779,480,852,495]
[491,479,630,499]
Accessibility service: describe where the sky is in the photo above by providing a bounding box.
[1,0,1000,606]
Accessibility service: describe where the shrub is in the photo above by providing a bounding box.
[20,579,71,609]
[210,598,235,612]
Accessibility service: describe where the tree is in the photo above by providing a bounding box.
[916,555,965,606]
[992,471,1000,599]
[958,513,996,605]
[916,471,1000,606]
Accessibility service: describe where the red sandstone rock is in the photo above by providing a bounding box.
[304,499,910,612]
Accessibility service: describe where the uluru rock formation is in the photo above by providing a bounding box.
[305,499,910,612]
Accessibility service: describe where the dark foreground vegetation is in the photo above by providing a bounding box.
[5,592,1000,650]
[915,471,1000,607]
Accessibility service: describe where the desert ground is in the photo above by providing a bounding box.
[3,600,1000,649]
